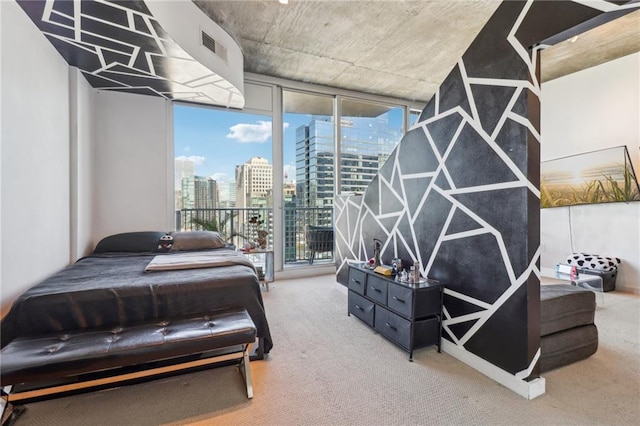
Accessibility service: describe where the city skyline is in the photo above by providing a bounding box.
[174,104,304,185]
[173,104,404,190]
[174,104,405,261]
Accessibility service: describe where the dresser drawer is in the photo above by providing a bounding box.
[412,316,440,349]
[414,286,443,318]
[366,275,388,304]
[348,268,367,295]
[387,282,414,318]
[374,306,411,350]
[348,291,375,327]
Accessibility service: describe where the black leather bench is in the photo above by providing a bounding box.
[0,308,257,405]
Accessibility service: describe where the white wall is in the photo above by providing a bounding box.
[0,1,72,314]
[92,90,173,245]
[70,68,96,260]
[541,52,640,294]
[541,52,639,174]
[541,203,640,293]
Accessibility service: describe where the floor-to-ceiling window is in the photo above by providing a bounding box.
[173,104,273,250]
[172,77,423,272]
[410,109,421,127]
[283,90,334,264]
[339,99,404,195]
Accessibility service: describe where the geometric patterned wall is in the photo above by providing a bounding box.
[335,0,638,381]
[16,0,244,108]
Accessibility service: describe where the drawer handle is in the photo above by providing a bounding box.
[351,279,361,285]
[385,322,397,331]
[372,286,381,293]
[393,296,405,303]
[355,304,363,311]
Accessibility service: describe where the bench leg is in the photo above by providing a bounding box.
[249,337,265,361]
[1,388,26,426]
[241,345,254,399]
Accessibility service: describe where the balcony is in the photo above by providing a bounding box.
[176,207,334,265]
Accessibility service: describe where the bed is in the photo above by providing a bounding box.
[0,231,273,385]
[1,231,272,353]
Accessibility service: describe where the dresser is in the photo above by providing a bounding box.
[347,264,444,360]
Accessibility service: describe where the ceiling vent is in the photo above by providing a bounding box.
[201,30,228,62]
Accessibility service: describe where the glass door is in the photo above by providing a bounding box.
[283,90,335,265]
[339,99,404,194]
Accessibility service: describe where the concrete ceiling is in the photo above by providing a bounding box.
[195,1,640,104]
[541,8,640,82]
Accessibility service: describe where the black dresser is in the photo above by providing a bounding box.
[347,264,444,360]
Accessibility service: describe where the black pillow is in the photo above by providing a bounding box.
[94,231,167,253]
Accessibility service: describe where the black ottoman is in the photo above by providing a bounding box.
[577,267,617,292]
[540,284,598,372]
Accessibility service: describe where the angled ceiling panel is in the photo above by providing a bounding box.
[16,0,245,108]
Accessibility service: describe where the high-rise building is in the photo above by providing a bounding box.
[174,157,196,187]
[283,182,298,261]
[174,157,197,210]
[181,176,218,209]
[235,157,273,209]
[179,176,218,230]
[235,157,273,246]
[218,180,237,208]
[295,115,400,212]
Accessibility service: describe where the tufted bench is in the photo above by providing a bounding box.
[0,308,257,405]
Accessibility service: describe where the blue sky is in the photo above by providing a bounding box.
[174,104,310,184]
[174,104,405,186]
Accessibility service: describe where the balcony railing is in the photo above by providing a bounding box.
[176,206,334,265]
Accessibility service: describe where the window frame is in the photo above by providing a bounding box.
[173,74,424,274]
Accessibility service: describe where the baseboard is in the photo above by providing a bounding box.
[277,264,335,280]
[614,284,640,295]
[442,340,546,400]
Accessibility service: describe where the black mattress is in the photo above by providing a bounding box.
[1,249,273,353]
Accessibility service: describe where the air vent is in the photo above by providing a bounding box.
[201,30,227,62]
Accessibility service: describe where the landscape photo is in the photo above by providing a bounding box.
[541,146,640,208]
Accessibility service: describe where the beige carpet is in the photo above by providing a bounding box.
[11,274,640,425]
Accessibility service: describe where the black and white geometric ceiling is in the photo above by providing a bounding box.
[16,0,244,108]
[335,0,639,391]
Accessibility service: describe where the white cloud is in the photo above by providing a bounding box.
[227,121,272,143]
[210,172,231,182]
[226,121,290,143]
[175,155,206,165]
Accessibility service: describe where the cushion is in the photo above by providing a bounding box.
[540,284,595,336]
[94,231,167,253]
[566,253,620,272]
[170,231,226,251]
[540,324,598,373]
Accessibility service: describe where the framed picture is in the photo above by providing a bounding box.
[541,146,640,208]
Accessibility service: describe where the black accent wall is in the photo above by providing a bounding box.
[335,0,637,379]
